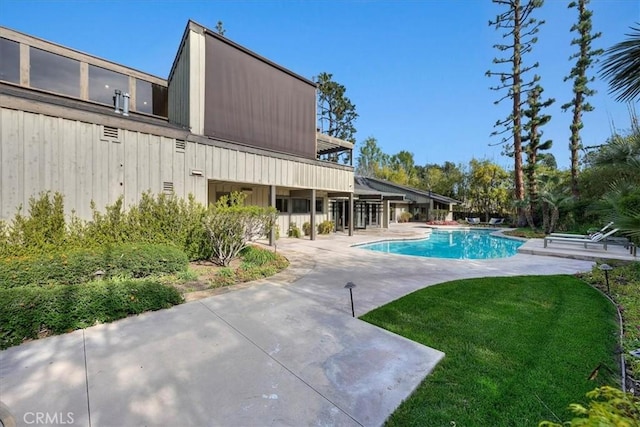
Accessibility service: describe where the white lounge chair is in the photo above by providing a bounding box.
[466,217,481,225]
[488,218,504,225]
[549,222,614,239]
[544,228,619,250]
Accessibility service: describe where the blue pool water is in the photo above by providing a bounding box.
[357,229,523,260]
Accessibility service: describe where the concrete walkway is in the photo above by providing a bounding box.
[1,224,598,427]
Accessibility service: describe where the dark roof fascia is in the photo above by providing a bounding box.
[0,83,177,129]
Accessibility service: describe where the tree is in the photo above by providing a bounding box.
[202,192,277,266]
[487,0,545,226]
[587,115,640,238]
[215,21,226,36]
[315,72,358,150]
[355,136,387,177]
[523,83,554,225]
[467,159,511,222]
[562,0,603,198]
[600,24,640,102]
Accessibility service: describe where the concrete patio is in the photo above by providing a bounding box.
[0,223,618,427]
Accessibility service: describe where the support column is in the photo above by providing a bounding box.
[269,185,276,246]
[310,189,316,241]
[348,193,354,236]
[383,200,390,229]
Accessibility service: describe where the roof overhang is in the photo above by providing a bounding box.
[316,132,354,156]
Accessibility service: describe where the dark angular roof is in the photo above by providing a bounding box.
[355,176,461,205]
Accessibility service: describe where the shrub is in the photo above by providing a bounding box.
[398,212,413,223]
[0,192,67,257]
[0,278,183,349]
[288,222,301,238]
[539,386,640,426]
[302,222,312,236]
[203,192,278,266]
[240,245,278,266]
[317,220,334,234]
[0,192,211,260]
[0,244,188,288]
[210,246,288,288]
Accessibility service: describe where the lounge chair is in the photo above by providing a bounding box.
[549,222,614,239]
[466,217,481,225]
[544,228,619,250]
[488,218,504,225]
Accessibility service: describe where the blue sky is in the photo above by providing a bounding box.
[1,0,638,171]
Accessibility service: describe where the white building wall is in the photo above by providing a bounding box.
[0,107,353,221]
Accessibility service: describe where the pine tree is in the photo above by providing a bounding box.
[563,0,603,198]
[315,72,358,163]
[487,0,545,226]
[523,83,554,227]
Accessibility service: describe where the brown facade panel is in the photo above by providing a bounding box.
[204,33,316,159]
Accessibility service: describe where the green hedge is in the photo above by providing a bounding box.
[0,279,183,349]
[0,244,188,289]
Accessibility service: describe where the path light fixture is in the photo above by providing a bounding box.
[344,282,356,317]
[599,264,613,294]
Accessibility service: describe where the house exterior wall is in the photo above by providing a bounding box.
[0,104,352,221]
[203,31,316,159]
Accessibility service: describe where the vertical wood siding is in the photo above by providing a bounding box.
[0,107,352,220]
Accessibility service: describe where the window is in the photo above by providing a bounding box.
[275,198,289,213]
[88,64,128,105]
[136,79,168,117]
[292,199,310,214]
[315,199,323,213]
[0,38,20,84]
[30,47,80,97]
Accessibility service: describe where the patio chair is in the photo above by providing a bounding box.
[543,228,619,250]
[549,222,614,239]
[488,218,504,225]
[466,217,481,225]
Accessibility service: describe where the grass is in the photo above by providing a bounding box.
[503,227,546,238]
[361,275,620,426]
[580,261,640,383]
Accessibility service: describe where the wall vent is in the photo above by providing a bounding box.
[101,125,120,142]
[175,140,186,152]
[163,181,174,194]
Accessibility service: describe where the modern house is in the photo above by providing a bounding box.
[0,21,356,242]
[354,176,460,225]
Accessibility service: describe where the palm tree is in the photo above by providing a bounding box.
[600,24,640,102]
[588,115,640,239]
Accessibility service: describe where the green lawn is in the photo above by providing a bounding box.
[361,275,620,426]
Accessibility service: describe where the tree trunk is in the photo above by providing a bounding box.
[570,92,583,198]
[512,0,526,227]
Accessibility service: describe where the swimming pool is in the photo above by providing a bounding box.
[357,229,523,260]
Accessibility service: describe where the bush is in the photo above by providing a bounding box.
[288,222,301,238]
[0,278,183,349]
[398,212,412,223]
[0,192,211,260]
[240,245,278,265]
[302,222,312,236]
[211,246,288,288]
[0,244,188,288]
[203,192,278,266]
[317,220,334,234]
[539,386,640,426]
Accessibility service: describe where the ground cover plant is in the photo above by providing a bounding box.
[0,278,183,350]
[361,275,619,426]
[580,261,640,391]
